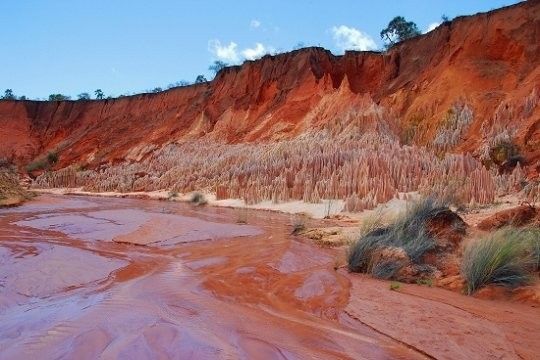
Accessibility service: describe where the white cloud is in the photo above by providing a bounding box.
[208,40,273,63]
[425,22,441,33]
[208,40,239,62]
[331,25,376,52]
[242,43,267,60]
[250,19,261,29]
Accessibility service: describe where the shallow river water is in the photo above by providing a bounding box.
[1,195,539,359]
[0,195,421,359]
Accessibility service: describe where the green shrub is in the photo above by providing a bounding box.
[75,163,87,172]
[190,192,207,206]
[389,282,401,291]
[416,278,433,287]
[522,227,540,271]
[347,198,451,279]
[25,151,59,172]
[0,158,8,167]
[371,255,407,279]
[48,94,70,101]
[348,227,391,273]
[461,227,536,295]
[46,152,58,165]
[25,159,48,172]
[489,139,520,166]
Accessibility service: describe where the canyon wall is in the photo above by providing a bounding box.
[0,1,539,208]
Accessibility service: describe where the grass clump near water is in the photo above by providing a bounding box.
[461,227,539,295]
[347,197,457,280]
[190,191,207,206]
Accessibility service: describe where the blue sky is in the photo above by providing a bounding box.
[0,0,521,99]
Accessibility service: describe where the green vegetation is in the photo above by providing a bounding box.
[389,282,401,291]
[94,89,104,99]
[432,104,473,153]
[47,152,58,165]
[167,80,190,89]
[74,163,87,172]
[416,278,433,287]
[293,42,305,50]
[401,114,424,145]
[380,16,421,48]
[209,60,228,75]
[5,60,221,100]
[2,89,16,100]
[190,191,207,206]
[532,231,540,271]
[25,151,59,172]
[347,198,458,279]
[48,94,70,101]
[25,159,48,172]
[489,139,521,167]
[461,227,538,295]
[195,75,208,84]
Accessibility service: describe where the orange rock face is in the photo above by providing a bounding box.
[0,2,538,210]
[477,204,540,230]
[0,2,538,167]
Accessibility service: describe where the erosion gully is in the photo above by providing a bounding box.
[0,195,538,359]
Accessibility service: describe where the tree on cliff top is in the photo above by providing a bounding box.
[48,94,70,101]
[195,75,208,84]
[209,60,228,75]
[77,92,90,100]
[167,80,190,89]
[2,89,15,100]
[380,16,421,48]
[94,89,104,99]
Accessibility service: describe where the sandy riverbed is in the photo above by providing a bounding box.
[1,194,538,359]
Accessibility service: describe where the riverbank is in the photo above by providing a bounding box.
[0,168,33,207]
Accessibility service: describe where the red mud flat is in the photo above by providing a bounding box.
[0,195,539,359]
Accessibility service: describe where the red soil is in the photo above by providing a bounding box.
[477,204,540,230]
[2,194,539,359]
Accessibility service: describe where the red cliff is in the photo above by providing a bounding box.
[0,1,538,185]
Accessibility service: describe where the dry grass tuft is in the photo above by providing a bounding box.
[347,198,455,280]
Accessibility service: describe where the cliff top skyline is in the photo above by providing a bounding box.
[1,0,520,99]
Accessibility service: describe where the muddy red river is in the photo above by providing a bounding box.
[1,195,538,359]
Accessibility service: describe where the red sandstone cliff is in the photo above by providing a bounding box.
[0,1,538,174]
